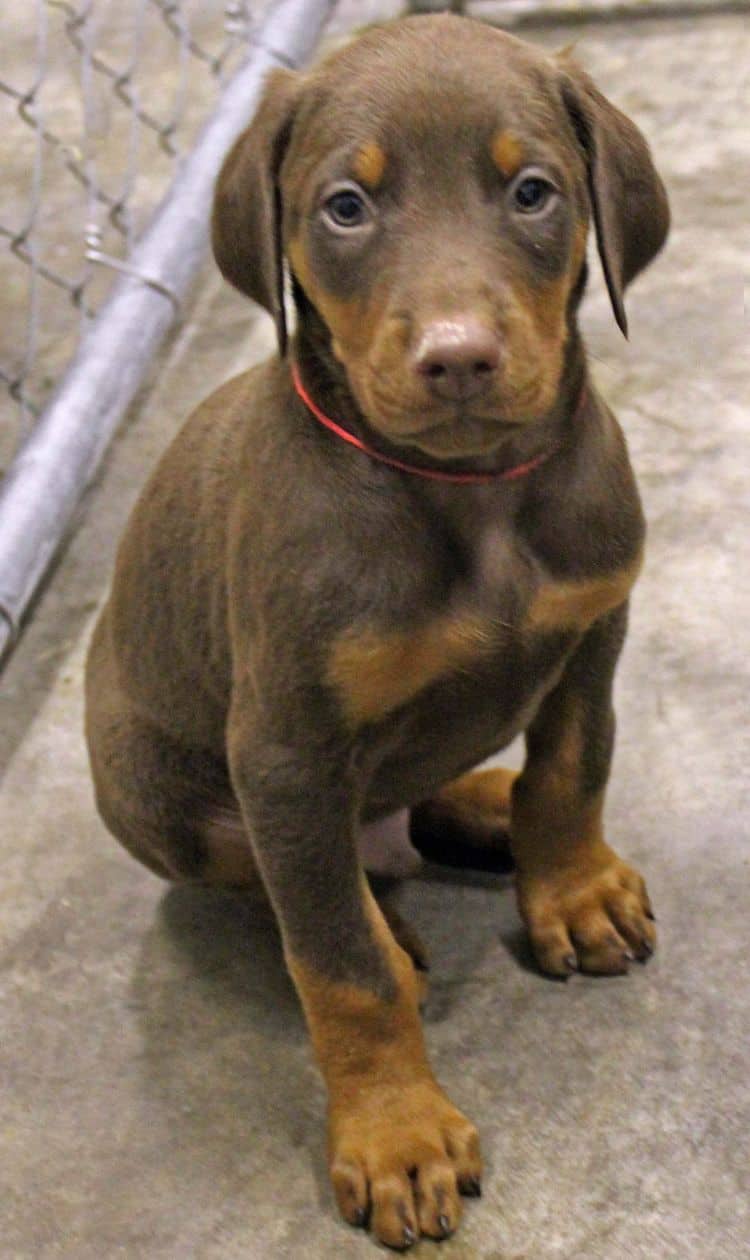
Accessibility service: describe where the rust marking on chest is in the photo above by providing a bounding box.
[526,555,642,634]
[328,612,496,726]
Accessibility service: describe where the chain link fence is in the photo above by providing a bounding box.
[0,0,275,475]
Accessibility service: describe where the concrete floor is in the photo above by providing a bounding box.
[2,10,749,1259]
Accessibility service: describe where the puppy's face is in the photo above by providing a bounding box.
[213,16,667,461]
[281,22,589,458]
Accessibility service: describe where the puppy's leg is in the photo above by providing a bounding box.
[227,715,481,1248]
[410,767,517,871]
[87,704,260,888]
[511,605,656,977]
[85,607,261,887]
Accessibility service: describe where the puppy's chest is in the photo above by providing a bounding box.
[327,528,640,731]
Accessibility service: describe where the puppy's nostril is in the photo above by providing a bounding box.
[425,358,493,380]
[423,355,499,378]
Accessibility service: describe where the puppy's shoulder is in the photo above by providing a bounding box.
[523,391,645,581]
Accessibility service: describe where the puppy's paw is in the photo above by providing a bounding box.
[410,766,517,872]
[329,1079,481,1248]
[517,846,656,977]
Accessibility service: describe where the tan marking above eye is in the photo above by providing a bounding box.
[352,141,387,190]
[526,555,643,634]
[491,130,524,179]
[328,612,496,726]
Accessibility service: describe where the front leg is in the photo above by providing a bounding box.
[227,706,481,1249]
[511,606,656,977]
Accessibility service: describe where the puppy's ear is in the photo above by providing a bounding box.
[212,68,301,355]
[559,58,669,337]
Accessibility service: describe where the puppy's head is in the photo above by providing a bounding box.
[213,16,668,460]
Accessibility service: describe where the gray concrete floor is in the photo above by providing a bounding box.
[2,11,749,1260]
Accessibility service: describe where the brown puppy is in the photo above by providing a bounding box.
[85,15,668,1250]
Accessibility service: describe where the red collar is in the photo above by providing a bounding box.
[291,362,567,485]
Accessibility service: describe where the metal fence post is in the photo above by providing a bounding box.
[0,0,336,661]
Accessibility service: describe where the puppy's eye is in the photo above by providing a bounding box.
[511,174,556,215]
[323,188,369,229]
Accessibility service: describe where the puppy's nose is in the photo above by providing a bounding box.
[414,317,501,402]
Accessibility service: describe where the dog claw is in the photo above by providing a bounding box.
[438,1213,452,1237]
[402,1225,417,1247]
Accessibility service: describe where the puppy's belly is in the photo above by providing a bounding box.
[362,641,570,817]
[364,710,523,821]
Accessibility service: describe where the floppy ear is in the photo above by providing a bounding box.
[559,59,670,337]
[211,68,301,356]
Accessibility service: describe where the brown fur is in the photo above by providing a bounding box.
[85,14,668,1249]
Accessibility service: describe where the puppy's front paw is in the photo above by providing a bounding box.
[329,1079,481,1248]
[517,845,656,977]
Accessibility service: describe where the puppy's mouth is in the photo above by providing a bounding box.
[402,412,525,458]
[343,362,550,460]
[363,390,537,458]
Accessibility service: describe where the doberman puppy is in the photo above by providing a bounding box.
[85,14,669,1249]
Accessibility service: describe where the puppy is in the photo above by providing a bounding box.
[86,15,668,1248]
